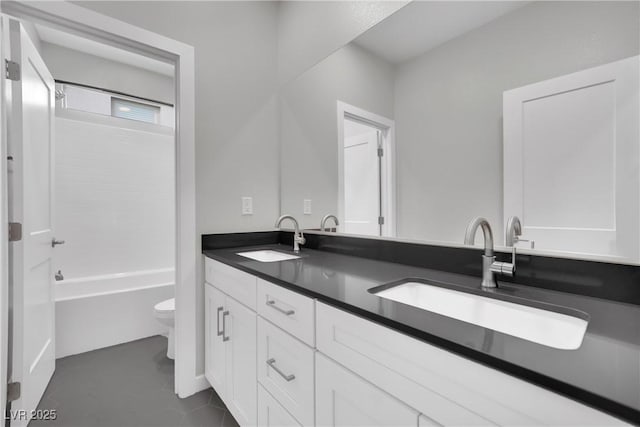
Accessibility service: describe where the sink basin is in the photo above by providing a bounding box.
[371,280,588,350]
[236,250,300,262]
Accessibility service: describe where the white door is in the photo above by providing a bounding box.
[343,126,381,236]
[315,354,419,427]
[503,56,639,261]
[0,15,9,425]
[5,18,56,425]
[204,284,226,395]
[225,296,257,426]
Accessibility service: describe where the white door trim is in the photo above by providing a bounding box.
[337,100,396,237]
[0,1,200,398]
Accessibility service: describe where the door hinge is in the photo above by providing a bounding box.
[5,59,20,81]
[377,147,384,157]
[8,222,22,242]
[7,382,20,402]
[378,216,385,225]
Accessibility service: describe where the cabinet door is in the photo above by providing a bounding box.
[258,384,303,427]
[316,354,419,427]
[225,296,258,426]
[205,284,227,396]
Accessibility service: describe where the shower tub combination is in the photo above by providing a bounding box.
[54,108,175,358]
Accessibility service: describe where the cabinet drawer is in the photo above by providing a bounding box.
[205,257,257,310]
[257,279,315,346]
[258,384,303,427]
[257,317,314,426]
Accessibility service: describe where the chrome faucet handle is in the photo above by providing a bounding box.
[514,236,535,249]
[491,246,516,277]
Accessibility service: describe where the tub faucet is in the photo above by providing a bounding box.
[275,214,306,253]
[464,217,515,288]
[320,214,339,232]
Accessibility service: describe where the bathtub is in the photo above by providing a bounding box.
[55,268,175,301]
[55,268,175,358]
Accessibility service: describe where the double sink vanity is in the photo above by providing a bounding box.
[202,230,640,426]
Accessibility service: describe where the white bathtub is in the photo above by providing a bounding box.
[55,268,175,301]
[55,268,175,358]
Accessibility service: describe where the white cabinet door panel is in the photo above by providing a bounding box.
[225,296,257,426]
[204,284,226,396]
[316,353,419,427]
[504,56,639,260]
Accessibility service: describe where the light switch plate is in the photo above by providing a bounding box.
[303,199,312,215]
[242,197,253,215]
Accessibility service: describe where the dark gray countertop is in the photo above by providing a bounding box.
[204,243,640,423]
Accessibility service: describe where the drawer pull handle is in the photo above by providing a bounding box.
[266,358,295,381]
[222,311,230,342]
[216,306,224,336]
[266,300,295,316]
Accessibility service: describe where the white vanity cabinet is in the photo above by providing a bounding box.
[204,257,628,427]
[204,259,258,426]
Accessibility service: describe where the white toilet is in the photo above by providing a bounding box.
[154,298,175,359]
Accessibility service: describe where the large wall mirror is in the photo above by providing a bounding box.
[279,1,640,264]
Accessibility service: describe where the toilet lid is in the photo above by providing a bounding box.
[155,298,175,313]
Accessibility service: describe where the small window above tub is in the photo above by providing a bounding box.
[56,82,174,128]
[111,98,160,124]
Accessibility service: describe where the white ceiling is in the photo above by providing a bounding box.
[354,1,529,64]
[35,24,174,77]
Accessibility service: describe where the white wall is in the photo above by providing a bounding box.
[41,42,174,105]
[394,1,640,245]
[73,0,281,374]
[55,112,174,280]
[280,43,395,229]
[276,1,408,85]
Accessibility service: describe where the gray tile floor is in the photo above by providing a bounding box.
[33,335,239,427]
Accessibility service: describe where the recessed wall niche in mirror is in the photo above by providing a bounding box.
[279,1,640,263]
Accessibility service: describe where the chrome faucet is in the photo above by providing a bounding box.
[320,214,339,232]
[505,216,522,247]
[275,214,306,253]
[464,217,515,288]
[506,216,534,249]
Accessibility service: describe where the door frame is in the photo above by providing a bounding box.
[0,1,201,399]
[337,100,396,237]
